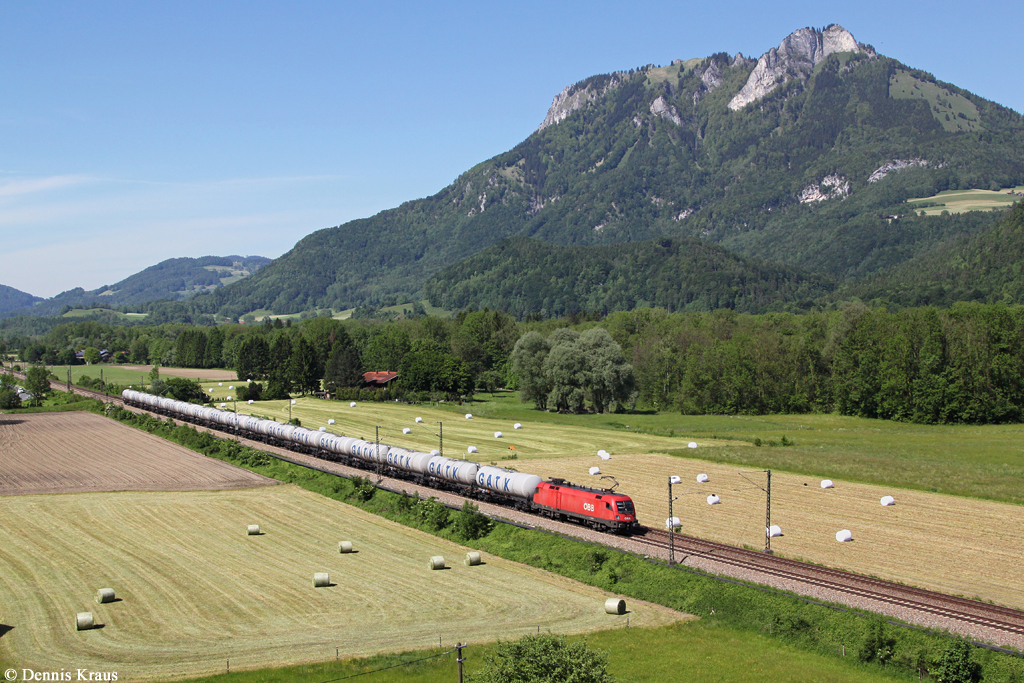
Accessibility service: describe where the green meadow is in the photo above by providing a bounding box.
[906,187,1024,215]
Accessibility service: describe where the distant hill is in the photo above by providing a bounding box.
[5,255,270,319]
[0,284,42,316]
[842,200,1024,306]
[425,236,833,317]
[200,24,1023,319]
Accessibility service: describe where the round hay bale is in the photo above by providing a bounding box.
[430,449,440,456]
[403,427,412,434]
[767,525,782,538]
[76,612,95,631]
[465,413,473,419]
[415,417,423,423]
[350,402,357,407]
[218,382,223,387]
[706,494,720,505]
[209,388,214,393]
[669,475,681,484]
[880,495,895,506]
[247,399,254,404]
[467,446,477,454]
[597,450,611,460]
[246,524,261,536]
[665,516,681,529]
[494,431,503,438]
[229,386,234,390]
[696,473,709,483]
[95,588,115,604]
[513,423,522,429]
[820,479,834,489]
[835,529,853,543]
[589,466,601,475]
[338,541,354,554]
[688,442,698,449]
[328,418,335,425]
[465,551,482,566]
[313,572,330,587]
[319,426,326,431]
[428,556,446,570]
[604,598,626,615]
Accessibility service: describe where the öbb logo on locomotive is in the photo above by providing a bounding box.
[121,390,638,532]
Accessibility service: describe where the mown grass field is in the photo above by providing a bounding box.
[216,389,1024,505]
[172,622,910,683]
[0,485,681,679]
[35,363,237,385]
[906,187,1023,215]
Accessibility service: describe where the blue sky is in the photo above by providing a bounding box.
[2,1,1021,298]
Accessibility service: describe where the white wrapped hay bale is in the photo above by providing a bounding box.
[688,442,698,449]
[467,446,478,454]
[706,494,720,505]
[328,419,335,425]
[465,413,473,419]
[415,417,423,423]
[218,383,223,387]
[820,480,834,489]
[767,525,782,538]
[76,612,95,631]
[513,423,522,429]
[247,399,254,404]
[428,556,446,570]
[880,495,895,506]
[589,466,601,475]
[246,524,261,536]
[430,449,440,456]
[604,598,626,615]
[313,572,330,587]
[319,426,326,431]
[669,475,681,484]
[338,541,354,554]
[95,588,115,604]
[350,402,357,407]
[665,516,681,529]
[835,529,853,543]
[696,473,709,483]
[403,427,411,434]
[465,551,482,566]
[494,431,503,438]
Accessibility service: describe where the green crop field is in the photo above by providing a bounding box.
[906,187,1024,215]
[36,363,237,385]
[0,485,681,679]
[60,308,149,320]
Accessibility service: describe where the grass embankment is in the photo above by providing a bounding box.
[100,405,1024,682]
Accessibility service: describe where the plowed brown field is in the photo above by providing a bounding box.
[0,412,274,495]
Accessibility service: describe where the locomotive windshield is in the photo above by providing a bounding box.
[616,500,634,514]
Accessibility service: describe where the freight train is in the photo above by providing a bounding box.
[121,389,638,533]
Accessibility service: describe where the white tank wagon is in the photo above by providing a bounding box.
[385,447,433,475]
[427,456,479,486]
[476,466,542,499]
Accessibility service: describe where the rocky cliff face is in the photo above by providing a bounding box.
[728,25,869,111]
[537,75,625,131]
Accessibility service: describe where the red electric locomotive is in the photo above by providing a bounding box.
[531,478,637,532]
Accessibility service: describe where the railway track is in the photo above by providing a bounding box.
[634,527,1024,637]
[12,371,1024,645]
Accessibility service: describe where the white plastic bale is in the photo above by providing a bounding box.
[313,572,330,587]
[415,417,423,423]
[319,426,326,432]
[338,541,354,553]
[589,466,601,475]
[513,423,522,429]
[688,442,698,449]
[95,588,115,604]
[767,525,782,538]
[467,446,478,454]
[229,386,234,390]
[669,475,682,484]
[696,473,709,483]
[665,516,681,529]
[350,402,357,407]
[428,556,446,570]
[76,612,95,631]
[465,413,473,419]
[247,524,261,535]
[465,551,482,566]
[219,383,223,387]
[494,431,503,438]
[821,480,834,489]
[248,399,254,404]
[706,494,721,505]
[430,449,440,457]
[604,598,626,615]
[836,529,853,543]
[880,495,895,506]
[403,427,411,434]
[328,418,335,424]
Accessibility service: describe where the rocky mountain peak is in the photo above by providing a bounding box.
[728,25,871,111]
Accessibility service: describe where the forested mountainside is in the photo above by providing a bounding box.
[0,284,41,316]
[6,255,270,319]
[425,236,833,318]
[199,24,1024,318]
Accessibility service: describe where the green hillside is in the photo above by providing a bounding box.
[0,284,41,316]
[425,236,833,317]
